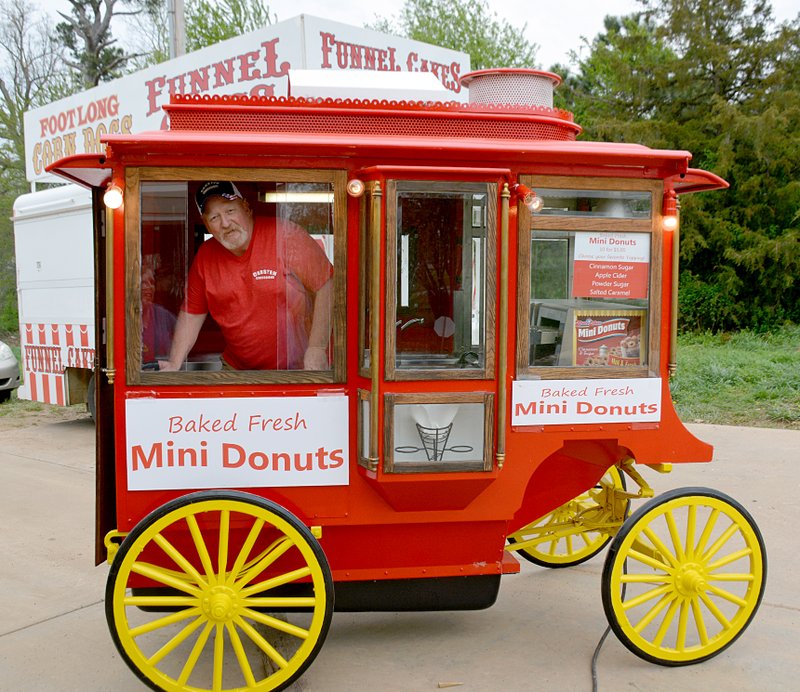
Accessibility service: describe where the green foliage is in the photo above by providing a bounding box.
[369,0,538,70]
[671,326,800,427]
[185,0,274,52]
[560,0,800,332]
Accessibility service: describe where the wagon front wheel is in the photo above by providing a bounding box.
[602,487,766,666]
[106,490,333,691]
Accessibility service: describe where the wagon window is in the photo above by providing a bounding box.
[517,179,661,377]
[384,181,497,380]
[129,170,346,385]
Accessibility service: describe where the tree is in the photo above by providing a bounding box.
[127,0,275,69]
[55,0,155,88]
[185,0,274,53]
[0,0,72,329]
[561,0,800,330]
[370,0,538,70]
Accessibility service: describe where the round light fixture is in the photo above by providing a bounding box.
[103,184,124,209]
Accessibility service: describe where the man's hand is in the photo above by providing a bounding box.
[303,346,329,370]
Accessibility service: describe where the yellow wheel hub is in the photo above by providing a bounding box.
[201,585,240,622]
[674,564,707,598]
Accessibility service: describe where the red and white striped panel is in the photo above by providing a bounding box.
[20,322,95,406]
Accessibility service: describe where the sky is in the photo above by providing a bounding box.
[35,0,800,70]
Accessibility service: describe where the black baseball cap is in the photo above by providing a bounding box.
[195,181,243,213]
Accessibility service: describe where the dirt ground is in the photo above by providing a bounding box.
[0,400,89,430]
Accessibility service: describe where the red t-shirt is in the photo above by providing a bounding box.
[185,217,333,370]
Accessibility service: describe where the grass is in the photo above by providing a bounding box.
[671,325,800,429]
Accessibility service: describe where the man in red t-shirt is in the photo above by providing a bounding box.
[159,181,333,371]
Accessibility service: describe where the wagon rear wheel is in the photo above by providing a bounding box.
[602,487,766,666]
[106,490,333,691]
[507,466,627,567]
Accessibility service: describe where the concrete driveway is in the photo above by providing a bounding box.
[0,410,796,691]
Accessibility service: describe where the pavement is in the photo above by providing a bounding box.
[0,410,797,691]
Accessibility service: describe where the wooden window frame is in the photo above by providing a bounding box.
[384,180,498,382]
[515,175,663,380]
[125,166,348,386]
[383,391,494,474]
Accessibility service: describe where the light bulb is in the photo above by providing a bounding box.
[347,178,365,197]
[103,184,123,209]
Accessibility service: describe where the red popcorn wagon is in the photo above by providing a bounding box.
[48,68,765,691]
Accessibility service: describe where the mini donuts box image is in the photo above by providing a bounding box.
[574,314,643,366]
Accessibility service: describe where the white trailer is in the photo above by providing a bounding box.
[13,184,96,409]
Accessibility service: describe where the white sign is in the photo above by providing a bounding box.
[24,15,470,182]
[512,378,662,426]
[125,395,349,491]
[573,232,650,265]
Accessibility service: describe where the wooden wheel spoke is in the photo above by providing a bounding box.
[225,621,258,688]
[218,510,230,580]
[240,608,310,641]
[131,561,204,596]
[691,596,710,645]
[694,508,720,557]
[234,536,293,589]
[235,615,289,670]
[676,599,690,652]
[622,584,672,611]
[124,594,197,608]
[707,547,753,572]
[632,593,674,634]
[641,526,678,569]
[652,597,681,647]
[212,622,225,692]
[619,573,670,585]
[150,615,206,670]
[153,533,208,588]
[699,591,733,630]
[705,583,748,608]
[701,523,739,563]
[129,606,201,638]
[227,518,266,585]
[665,509,686,562]
[685,504,697,558]
[186,515,217,586]
[240,566,312,599]
[244,596,317,609]
[626,547,672,573]
[708,572,755,583]
[176,620,214,686]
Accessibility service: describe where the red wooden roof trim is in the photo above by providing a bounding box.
[671,168,729,194]
[45,153,112,188]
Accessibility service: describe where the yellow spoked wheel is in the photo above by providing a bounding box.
[507,466,627,568]
[602,487,766,666]
[106,491,333,691]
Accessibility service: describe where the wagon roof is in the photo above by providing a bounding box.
[47,94,726,192]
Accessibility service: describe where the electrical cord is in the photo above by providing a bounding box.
[590,557,627,692]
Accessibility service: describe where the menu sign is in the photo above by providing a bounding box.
[572,232,650,300]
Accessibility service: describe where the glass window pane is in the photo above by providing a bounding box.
[140,179,334,373]
[392,401,485,467]
[528,229,650,368]
[536,189,651,218]
[395,185,487,370]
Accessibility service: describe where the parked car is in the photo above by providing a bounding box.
[0,339,21,403]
